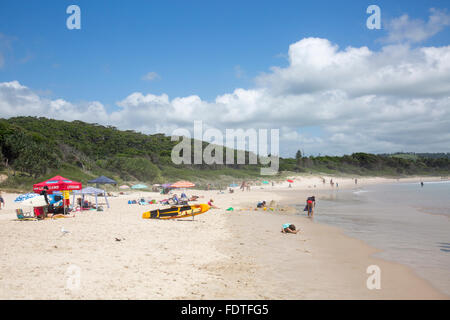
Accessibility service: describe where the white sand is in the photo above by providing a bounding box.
[0,175,447,299]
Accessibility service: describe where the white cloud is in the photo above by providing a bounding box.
[383,8,450,44]
[0,81,109,122]
[141,71,160,81]
[1,34,450,157]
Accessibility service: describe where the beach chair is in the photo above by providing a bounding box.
[15,209,36,221]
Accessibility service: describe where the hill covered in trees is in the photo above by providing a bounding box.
[0,117,449,191]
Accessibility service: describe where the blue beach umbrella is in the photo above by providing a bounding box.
[229,183,239,187]
[131,184,148,189]
[14,193,39,203]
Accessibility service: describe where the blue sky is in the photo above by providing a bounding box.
[1,0,448,107]
[1,1,449,156]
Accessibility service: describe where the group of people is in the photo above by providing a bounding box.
[34,186,68,218]
[281,195,316,234]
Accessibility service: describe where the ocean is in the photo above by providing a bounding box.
[296,180,450,296]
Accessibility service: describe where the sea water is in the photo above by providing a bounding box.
[297,180,450,296]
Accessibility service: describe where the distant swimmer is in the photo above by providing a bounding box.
[421,181,424,187]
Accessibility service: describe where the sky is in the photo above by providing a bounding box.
[0,0,449,157]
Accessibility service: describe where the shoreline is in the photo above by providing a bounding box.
[221,175,448,299]
[0,175,448,299]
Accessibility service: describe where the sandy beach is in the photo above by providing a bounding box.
[0,175,448,299]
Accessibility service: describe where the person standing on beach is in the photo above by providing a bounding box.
[0,192,4,209]
[40,186,50,205]
[305,196,316,217]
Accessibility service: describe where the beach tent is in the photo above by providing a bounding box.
[88,175,117,188]
[72,186,110,209]
[171,181,195,188]
[33,175,82,194]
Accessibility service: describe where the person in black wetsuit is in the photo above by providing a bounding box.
[40,186,50,204]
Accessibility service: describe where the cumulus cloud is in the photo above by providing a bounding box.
[0,81,109,122]
[383,8,450,44]
[1,35,450,157]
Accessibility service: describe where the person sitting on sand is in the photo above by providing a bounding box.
[170,194,179,204]
[257,201,266,208]
[281,223,299,234]
[208,199,219,209]
[189,195,199,201]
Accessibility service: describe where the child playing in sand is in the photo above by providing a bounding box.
[281,223,299,234]
[208,199,219,209]
[257,201,266,208]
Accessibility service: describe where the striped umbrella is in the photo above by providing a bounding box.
[171,181,195,188]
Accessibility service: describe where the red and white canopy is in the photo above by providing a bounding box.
[33,175,82,194]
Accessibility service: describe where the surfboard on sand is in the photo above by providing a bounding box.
[142,204,210,219]
[20,195,48,207]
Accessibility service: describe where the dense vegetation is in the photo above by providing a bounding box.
[0,117,449,191]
